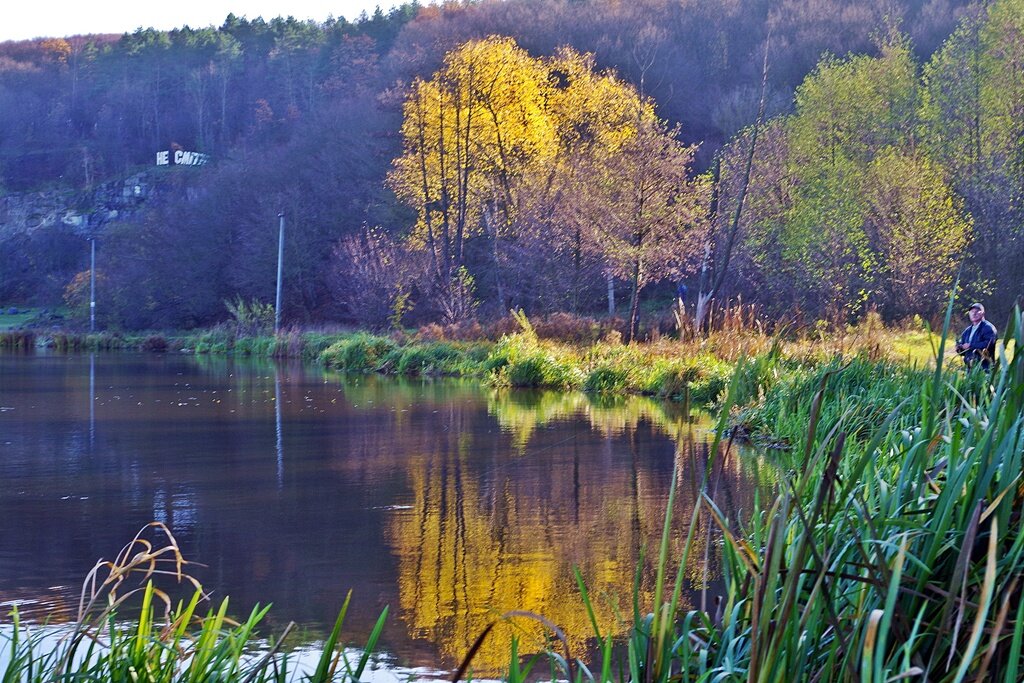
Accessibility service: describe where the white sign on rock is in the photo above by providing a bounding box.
[156,150,210,166]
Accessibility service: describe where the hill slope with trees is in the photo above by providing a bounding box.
[5,0,1020,331]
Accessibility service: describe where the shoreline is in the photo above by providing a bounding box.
[1,322,951,447]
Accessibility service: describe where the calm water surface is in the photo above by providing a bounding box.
[0,352,773,675]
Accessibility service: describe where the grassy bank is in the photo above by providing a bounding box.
[1,314,990,439]
[314,313,959,414]
[317,331,736,403]
[502,304,1024,681]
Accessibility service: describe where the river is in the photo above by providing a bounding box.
[0,352,773,676]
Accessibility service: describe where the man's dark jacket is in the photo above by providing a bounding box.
[958,319,998,369]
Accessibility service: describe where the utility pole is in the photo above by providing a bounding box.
[275,213,284,334]
[89,237,96,333]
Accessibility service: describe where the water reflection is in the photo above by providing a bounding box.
[275,367,284,489]
[488,389,708,450]
[0,353,773,675]
[387,412,763,670]
[89,352,95,450]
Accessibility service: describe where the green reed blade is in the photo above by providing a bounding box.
[347,604,388,681]
[311,589,351,683]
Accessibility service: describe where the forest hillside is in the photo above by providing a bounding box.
[2,0,1020,332]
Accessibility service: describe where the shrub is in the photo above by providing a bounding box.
[225,297,275,337]
[462,343,492,365]
[484,315,521,340]
[583,366,629,393]
[688,357,733,405]
[233,337,254,355]
[248,336,280,357]
[231,335,282,357]
[503,351,581,389]
[320,334,398,372]
[141,335,168,352]
[190,328,231,354]
[396,343,463,375]
[394,347,427,374]
[483,333,533,375]
[649,362,701,399]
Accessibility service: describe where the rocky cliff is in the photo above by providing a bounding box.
[0,173,156,240]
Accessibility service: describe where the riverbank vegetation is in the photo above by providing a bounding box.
[6,305,1010,448]
[505,305,1024,682]
[0,307,958,424]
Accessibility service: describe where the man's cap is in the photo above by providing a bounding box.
[968,302,985,313]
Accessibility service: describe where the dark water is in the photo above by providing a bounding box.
[0,352,772,675]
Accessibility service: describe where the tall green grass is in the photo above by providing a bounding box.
[0,523,389,683]
[490,306,1024,681]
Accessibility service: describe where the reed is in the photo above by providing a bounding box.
[495,305,1024,681]
[0,523,389,683]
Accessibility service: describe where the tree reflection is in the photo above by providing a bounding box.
[486,389,708,451]
[388,389,767,672]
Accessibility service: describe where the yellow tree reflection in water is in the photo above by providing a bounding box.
[387,391,767,673]
[486,390,709,451]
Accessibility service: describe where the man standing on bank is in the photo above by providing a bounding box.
[956,302,998,370]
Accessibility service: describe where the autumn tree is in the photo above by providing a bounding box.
[388,37,561,318]
[390,37,708,330]
[573,115,710,340]
[518,47,678,315]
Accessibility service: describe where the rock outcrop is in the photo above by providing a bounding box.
[0,173,155,239]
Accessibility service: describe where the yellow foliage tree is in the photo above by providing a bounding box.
[389,37,558,312]
[389,37,707,325]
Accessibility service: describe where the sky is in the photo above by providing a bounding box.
[2,0,402,42]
